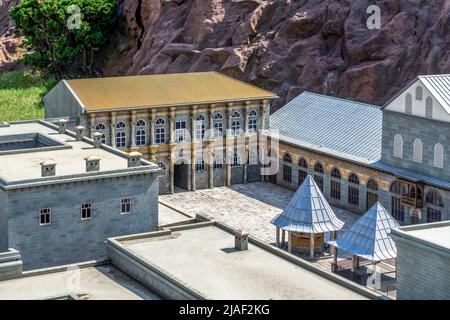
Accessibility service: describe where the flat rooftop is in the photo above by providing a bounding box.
[391,221,450,253]
[0,121,158,187]
[0,265,161,300]
[113,223,375,300]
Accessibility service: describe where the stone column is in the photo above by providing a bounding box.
[310,234,315,259]
[244,101,250,135]
[130,110,136,147]
[89,113,96,137]
[150,109,156,146]
[276,227,280,247]
[260,100,267,130]
[227,104,233,135]
[226,139,232,186]
[243,143,249,184]
[281,230,286,248]
[169,153,175,194]
[288,232,292,253]
[332,246,338,272]
[209,105,214,139]
[208,147,214,189]
[110,112,116,148]
[191,106,197,142]
[191,146,196,191]
[169,107,175,144]
[351,255,360,272]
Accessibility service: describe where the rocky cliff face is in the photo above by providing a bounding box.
[0,0,21,72]
[102,0,450,109]
[2,0,450,109]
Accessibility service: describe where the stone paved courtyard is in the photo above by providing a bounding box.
[160,182,360,245]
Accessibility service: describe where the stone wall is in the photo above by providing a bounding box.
[6,173,159,270]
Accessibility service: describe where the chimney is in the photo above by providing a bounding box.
[92,132,103,148]
[40,160,56,177]
[128,152,143,168]
[84,156,100,172]
[234,229,249,251]
[58,119,68,134]
[75,125,85,141]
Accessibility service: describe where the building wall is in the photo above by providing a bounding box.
[273,139,450,222]
[0,189,8,252]
[381,110,450,181]
[6,173,159,270]
[44,81,83,125]
[396,240,450,300]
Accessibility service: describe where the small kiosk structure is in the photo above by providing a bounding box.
[271,175,344,258]
[328,202,399,272]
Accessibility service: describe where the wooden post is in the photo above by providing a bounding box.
[276,227,280,247]
[310,233,315,259]
[332,246,338,271]
[351,255,360,272]
[281,230,285,248]
[287,232,292,253]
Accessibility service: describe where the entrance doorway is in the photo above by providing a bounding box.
[174,162,189,190]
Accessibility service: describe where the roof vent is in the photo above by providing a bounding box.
[75,126,85,141]
[85,156,100,172]
[128,152,143,168]
[58,119,68,134]
[40,160,56,177]
[92,132,103,148]
[235,229,249,251]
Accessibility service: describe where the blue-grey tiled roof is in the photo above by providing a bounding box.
[270,92,383,164]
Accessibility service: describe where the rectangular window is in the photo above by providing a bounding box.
[175,121,187,142]
[348,186,359,206]
[214,122,223,137]
[121,198,132,214]
[39,208,52,225]
[330,180,341,200]
[314,175,324,192]
[391,197,404,222]
[283,165,292,182]
[81,203,92,220]
[298,170,307,186]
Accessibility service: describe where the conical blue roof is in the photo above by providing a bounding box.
[328,202,400,261]
[271,175,344,233]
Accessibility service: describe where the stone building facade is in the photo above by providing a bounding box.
[0,120,159,270]
[269,75,450,226]
[44,72,277,194]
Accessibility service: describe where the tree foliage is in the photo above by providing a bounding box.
[10,0,117,77]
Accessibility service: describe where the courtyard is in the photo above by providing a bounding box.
[160,182,397,298]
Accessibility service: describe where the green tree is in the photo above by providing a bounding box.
[10,0,117,77]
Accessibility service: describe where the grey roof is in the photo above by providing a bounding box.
[270,92,382,164]
[419,74,450,113]
[328,202,400,261]
[371,161,450,190]
[271,175,344,233]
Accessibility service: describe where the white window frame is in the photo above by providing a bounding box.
[136,129,146,146]
[39,208,52,226]
[116,121,127,129]
[155,127,166,144]
[121,198,132,215]
[81,203,92,220]
[175,120,187,142]
[393,134,403,158]
[116,131,126,148]
[434,143,444,168]
[413,138,423,163]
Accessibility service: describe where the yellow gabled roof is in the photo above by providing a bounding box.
[65,72,278,112]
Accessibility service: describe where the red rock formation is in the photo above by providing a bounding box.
[102,0,450,109]
[0,0,21,72]
[2,0,450,110]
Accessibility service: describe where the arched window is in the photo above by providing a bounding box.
[348,173,359,206]
[314,162,324,192]
[415,86,423,101]
[425,97,433,119]
[393,134,403,158]
[366,179,379,210]
[214,113,223,137]
[136,129,146,146]
[95,123,107,144]
[330,168,341,200]
[283,153,292,163]
[116,131,126,148]
[195,114,206,140]
[426,191,444,223]
[232,111,241,118]
[390,181,405,222]
[413,138,423,163]
[136,119,146,127]
[95,123,106,131]
[434,143,444,168]
[155,118,165,125]
[157,162,167,177]
[405,93,412,114]
[116,121,126,129]
[248,110,258,133]
[282,153,292,182]
[155,127,165,144]
[298,158,308,186]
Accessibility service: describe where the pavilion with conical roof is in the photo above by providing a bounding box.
[271,175,344,258]
[328,201,400,271]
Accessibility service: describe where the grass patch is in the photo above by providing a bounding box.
[0,70,58,122]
